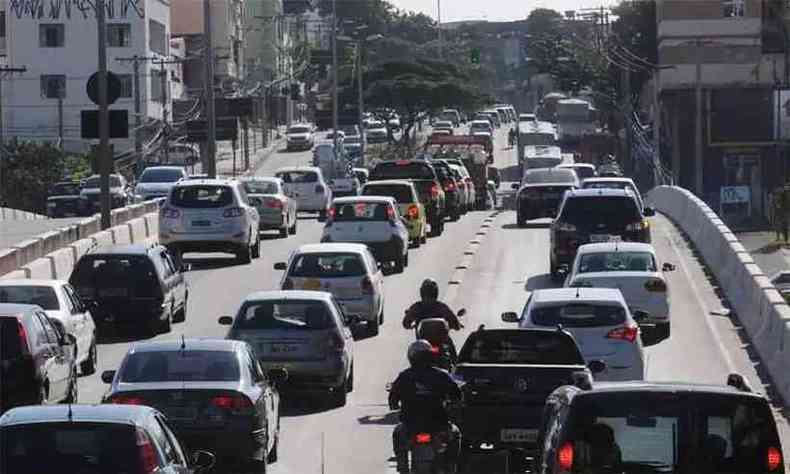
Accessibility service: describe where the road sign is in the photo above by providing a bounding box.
[86,71,122,106]
[81,110,129,139]
[720,186,750,204]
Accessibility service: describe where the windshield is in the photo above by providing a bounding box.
[243,180,280,194]
[524,169,577,184]
[561,196,641,224]
[579,252,657,273]
[171,185,234,208]
[84,176,122,188]
[0,286,60,310]
[530,303,626,327]
[120,350,240,382]
[459,330,584,365]
[362,184,414,203]
[235,300,334,331]
[289,253,367,278]
[288,126,310,134]
[139,168,183,183]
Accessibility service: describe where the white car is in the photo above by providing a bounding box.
[134,166,187,202]
[321,196,410,272]
[80,174,131,212]
[433,120,455,132]
[502,287,645,382]
[159,179,261,263]
[275,166,333,219]
[365,122,389,144]
[240,177,298,237]
[274,244,386,335]
[565,242,675,343]
[286,123,315,151]
[770,271,790,295]
[0,280,97,375]
[469,120,493,135]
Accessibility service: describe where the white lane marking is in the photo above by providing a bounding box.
[662,223,737,372]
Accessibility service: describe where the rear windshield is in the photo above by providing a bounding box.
[531,303,626,328]
[171,185,234,208]
[525,157,562,169]
[459,331,584,365]
[333,202,391,221]
[289,253,367,278]
[524,169,577,184]
[566,392,780,472]
[572,166,596,180]
[363,185,414,203]
[235,300,333,331]
[119,350,240,382]
[578,252,657,273]
[50,183,79,195]
[2,422,140,473]
[371,162,435,180]
[561,196,641,224]
[0,286,60,310]
[277,171,318,183]
[84,176,122,188]
[70,256,158,298]
[242,181,279,195]
[139,168,183,183]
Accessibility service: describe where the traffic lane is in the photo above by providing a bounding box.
[253,144,314,177]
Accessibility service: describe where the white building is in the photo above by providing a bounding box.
[1,0,173,155]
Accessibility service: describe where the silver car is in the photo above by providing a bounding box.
[241,177,298,237]
[220,290,360,407]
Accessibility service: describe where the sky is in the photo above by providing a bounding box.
[388,0,619,23]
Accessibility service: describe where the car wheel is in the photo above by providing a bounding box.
[318,210,327,222]
[237,243,252,264]
[331,381,348,408]
[369,317,380,336]
[252,235,261,259]
[412,236,421,249]
[80,340,97,376]
[65,370,78,403]
[279,226,288,238]
[158,306,172,334]
[346,364,354,393]
[429,218,440,237]
[404,249,409,268]
[266,432,279,464]
[289,217,297,234]
[174,294,187,323]
[517,214,526,227]
[246,459,268,474]
[420,232,427,245]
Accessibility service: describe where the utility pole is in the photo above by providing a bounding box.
[356,42,364,163]
[695,39,704,196]
[97,0,112,230]
[57,93,64,148]
[331,0,339,150]
[116,55,145,171]
[437,0,443,60]
[204,0,217,178]
[159,59,169,163]
[0,65,26,202]
[622,67,633,177]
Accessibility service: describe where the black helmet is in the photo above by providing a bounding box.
[408,339,433,366]
[420,278,439,301]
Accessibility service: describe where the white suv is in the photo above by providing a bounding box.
[275,166,333,219]
[159,179,261,263]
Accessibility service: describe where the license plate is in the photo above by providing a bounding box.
[590,234,620,243]
[500,429,538,443]
[166,407,196,421]
[302,279,322,290]
[270,343,300,354]
[98,288,127,298]
[192,220,211,227]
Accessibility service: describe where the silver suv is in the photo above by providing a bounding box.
[159,179,261,263]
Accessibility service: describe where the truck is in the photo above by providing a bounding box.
[423,134,493,210]
[517,120,556,163]
[556,98,595,144]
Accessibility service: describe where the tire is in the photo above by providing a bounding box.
[80,340,97,376]
[346,364,354,393]
[289,217,297,234]
[379,304,384,325]
[266,431,279,464]
[64,370,78,403]
[331,382,348,407]
[237,244,252,264]
[420,232,427,245]
[368,317,380,336]
[252,235,261,259]
[279,226,288,238]
[158,307,172,335]
[404,250,409,268]
[517,214,526,227]
[318,210,327,222]
[246,459,267,474]
[173,294,187,323]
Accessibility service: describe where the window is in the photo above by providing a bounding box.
[0,286,60,310]
[171,185,234,208]
[139,167,183,183]
[149,19,167,55]
[36,313,59,345]
[107,23,131,47]
[236,300,333,331]
[362,184,414,204]
[578,252,658,273]
[458,331,585,365]
[530,303,627,328]
[118,74,133,98]
[39,24,64,47]
[723,0,745,17]
[289,253,367,278]
[119,350,241,382]
[332,202,391,222]
[40,75,66,99]
[242,180,280,194]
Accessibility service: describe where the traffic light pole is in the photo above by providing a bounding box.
[331,0,339,151]
[97,0,112,230]
[204,0,217,178]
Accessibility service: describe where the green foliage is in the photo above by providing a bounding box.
[470,48,481,65]
[525,8,564,36]
[0,141,69,213]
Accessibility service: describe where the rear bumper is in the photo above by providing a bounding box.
[458,404,543,450]
[518,199,560,219]
[367,239,404,262]
[337,297,376,322]
[175,428,265,461]
[164,240,248,254]
[91,301,166,326]
[259,214,286,229]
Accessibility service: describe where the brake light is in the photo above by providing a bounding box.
[266,199,283,209]
[110,395,146,405]
[223,207,244,218]
[211,394,253,412]
[315,185,325,194]
[136,427,159,474]
[161,207,181,219]
[607,325,639,343]
[407,204,419,219]
[430,345,440,354]
[767,447,782,471]
[415,433,432,444]
[626,219,648,232]
[431,184,440,199]
[282,278,294,290]
[17,322,30,357]
[557,222,577,232]
[361,276,374,295]
[558,441,574,471]
[444,182,456,192]
[644,279,667,292]
[396,160,410,165]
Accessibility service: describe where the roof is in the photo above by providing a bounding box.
[583,177,635,184]
[565,188,634,198]
[243,290,334,303]
[470,120,491,125]
[0,279,67,287]
[0,404,158,427]
[363,179,415,188]
[577,242,656,254]
[88,244,157,256]
[142,166,184,172]
[530,287,626,305]
[581,381,764,398]
[128,338,242,354]
[332,195,395,204]
[0,303,40,317]
[173,178,232,187]
[295,243,370,255]
[239,176,280,183]
[276,166,321,173]
[558,163,596,170]
[353,167,369,174]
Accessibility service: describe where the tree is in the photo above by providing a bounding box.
[1,141,69,213]
[525,8,564,37]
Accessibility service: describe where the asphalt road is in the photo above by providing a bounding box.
[75,126,790,473]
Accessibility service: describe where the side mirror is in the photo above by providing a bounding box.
[662,263,676,272]
[273,262,287,271]
[511,183,520,190]
[457,308,467,318]
[267,368,289,385]
[501,311,520,323]
[588,360,607,374]
[218,316,233,326]
[191,450,216,472]
[643,206,656,217]
[101,370,116,384]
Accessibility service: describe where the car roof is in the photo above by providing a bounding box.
[580,381,765,399]
[333,196,395,204]
[276,166,321,173]
[294,243,370,254]
[87,244,157,256]
[173,178,232,187]
[142,166,184,172]
[471,120,491,125]
[243,290,334,303]
[576,242,656,254]
[558,163,595,169]
[0,404,159,427]
[0,279,67,287]
[565,188,634,198]
[530,287,626,305]
[363,179,415,188]
[583,177,635,184]
[128,338,243,353]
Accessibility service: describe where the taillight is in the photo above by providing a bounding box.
[430,345,440,354]
[626,219,649,231]
[315,185,325,194]
[110,395,146,405]
[407,204,419,219]
[607,325,639,343]
[136,427,159,474]
[161,207,181,219]
[223,207,244,218]
[361,276,374,295]
[558,441,574,471]
[282,278,294,290]
[17,322,30,357]
[767,447,782,471]
[444,182,455,192]
[327,333,345,354]
[210,393,254,414]
[644,279,667,292]
[431,184,440,199]
[557,222,577,232]
[415,433,432,444]
[266,199,284,209]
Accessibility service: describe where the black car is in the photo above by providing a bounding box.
[0,304,78,413]
[513,167,580,225]
[550,189,654,280]
[69,243,188,336]
[537,374,784,474]
[46,181,85,218]
[102,339,286,473]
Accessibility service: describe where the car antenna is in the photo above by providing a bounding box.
[67,403,73,422]
[180,334,186,351]
[575,286,580,298]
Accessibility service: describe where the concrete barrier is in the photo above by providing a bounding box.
[0,269,29,279]
[22,257,54,280]
[70,238,95,261]
[0,207,46,221]
[12,238,45,266]
[90,231,113,249]
[127,218,147,244]
[47,247,76,280]
[110,224,132,245]
[0,248,19,276]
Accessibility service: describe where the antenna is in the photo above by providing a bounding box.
[576,286,580,298]
[67,404,73,422]
[180,334,186,351]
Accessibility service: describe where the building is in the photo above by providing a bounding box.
[657,0,790,227]
[1,0,173,155]
[245,0,282,85]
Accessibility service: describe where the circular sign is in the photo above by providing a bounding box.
[87,71,122,106]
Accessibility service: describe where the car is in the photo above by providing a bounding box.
[0,280,98,375]
[321,197,410,272]
[513,167,580,225]
[482,111,502,128]
[70,243,188,336]
[597,163,623,177]
[274,243,387,334]
[550,189,655,279]
[286,123,315,151]
[324,129,346,142]
[565,242,675,343]
[220,290,360,406]
[0,303,78,411]
[353,167,370,186]
[185,174,210,180]
[159,178,261,263]
[503,288,645,381]
[340,124,362,139]
[46,181,85,217]
[80,174,131,214]
[134,166,188,202]
[433,120,455,134]
[557,162,597,181]
[430,129,452,138]
[163,143,200,166]
[0,404,216,473]
[362,180,428,246]
[365,121,389,143]
[536,374,784,474]
[443,160,477,212]
[582,177,644,212]
[275,166,333,219]
[102,339,283,473]
[473,113,496,129]
[518,113,536,122]
[430,160,466,219]
[440,109,461,127]
[241,177,298,237]
[344,136,363,163]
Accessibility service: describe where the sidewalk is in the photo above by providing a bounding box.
[194,126,287,177]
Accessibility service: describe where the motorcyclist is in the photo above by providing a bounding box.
[402,278,463,332]
[390,340,463,473]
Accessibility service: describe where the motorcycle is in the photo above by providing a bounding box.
[404,308,466,370]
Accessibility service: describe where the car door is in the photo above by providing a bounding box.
[35,312,70,400]
[61,284,89,361]
[247,348,278,454]
[153,253,176,316]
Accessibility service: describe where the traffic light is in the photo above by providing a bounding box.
[470,48,481,64]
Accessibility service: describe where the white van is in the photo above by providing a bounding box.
[523,145,563,170]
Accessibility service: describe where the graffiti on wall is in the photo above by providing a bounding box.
[9,0,145,20]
